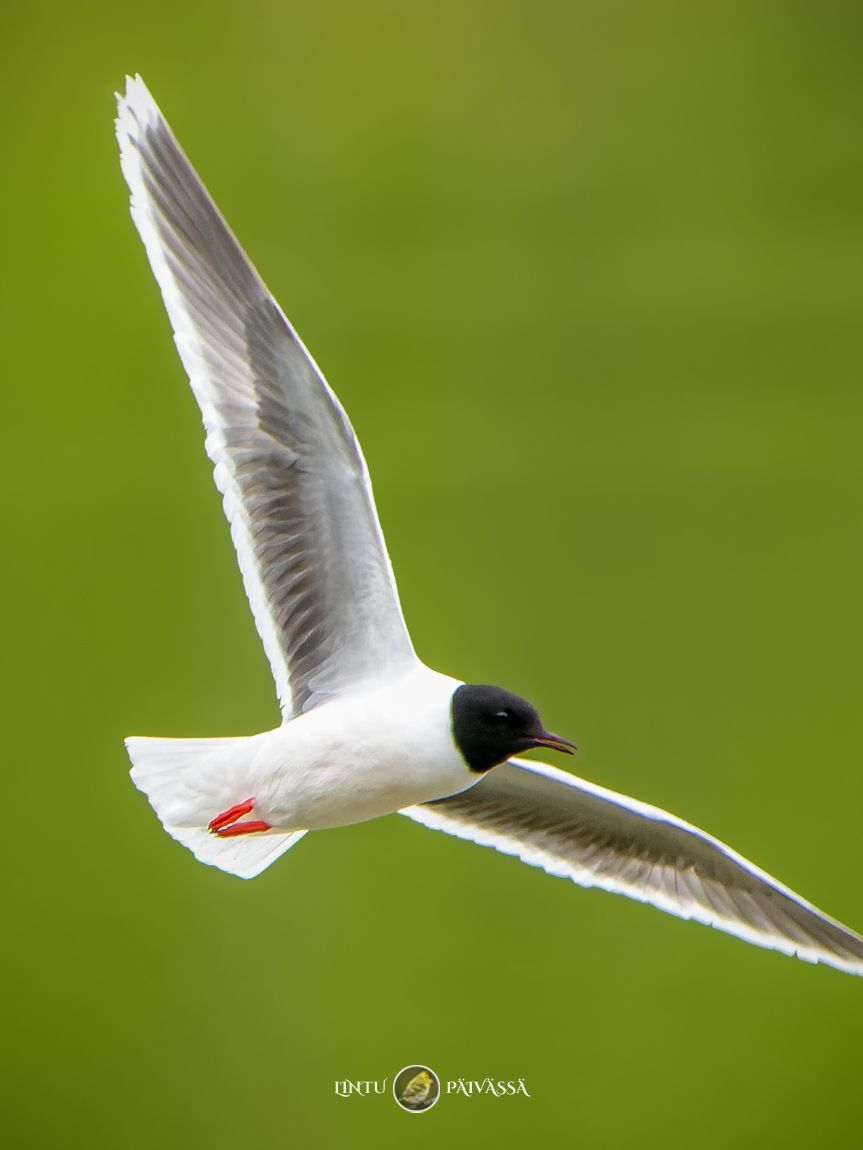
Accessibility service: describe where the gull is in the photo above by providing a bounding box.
[116,74,863,976]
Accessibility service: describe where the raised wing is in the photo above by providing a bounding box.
[401,758,863,976]
[116,75,416,716]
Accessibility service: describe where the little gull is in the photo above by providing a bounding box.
[117,75,863,976]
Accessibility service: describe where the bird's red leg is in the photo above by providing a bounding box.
[208,798,255,832]
[214,820,272,838]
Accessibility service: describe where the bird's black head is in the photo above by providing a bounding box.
[451,683,577,773]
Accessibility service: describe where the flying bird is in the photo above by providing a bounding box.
[116,74,863,976]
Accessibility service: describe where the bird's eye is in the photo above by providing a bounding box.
[495,709,511,720]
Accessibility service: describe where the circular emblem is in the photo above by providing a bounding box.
[393,1064,440,1113]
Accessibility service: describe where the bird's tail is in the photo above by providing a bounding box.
[125,735,305,879]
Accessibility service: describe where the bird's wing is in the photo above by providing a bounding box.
[400,757,863,976]
[115,75,416,717]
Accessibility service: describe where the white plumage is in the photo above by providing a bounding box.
[118,75,863,977]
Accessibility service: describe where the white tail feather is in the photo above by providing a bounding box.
[125,735,306,879]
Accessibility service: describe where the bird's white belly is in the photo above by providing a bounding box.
[246,668,477,831]
[263,746,473,830]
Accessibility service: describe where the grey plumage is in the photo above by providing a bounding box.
[402,757,863,974]
[123,94,414,715]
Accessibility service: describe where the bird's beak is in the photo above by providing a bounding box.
[529,729,577,755]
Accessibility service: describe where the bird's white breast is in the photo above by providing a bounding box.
[248,665,476,831]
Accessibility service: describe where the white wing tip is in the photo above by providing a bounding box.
[115,73,161,145]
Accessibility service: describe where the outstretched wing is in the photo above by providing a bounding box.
[116,75,416,716]
[401,757,863,976]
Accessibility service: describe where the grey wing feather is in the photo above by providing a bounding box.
[115,76,415,715]
[400,757,863,976]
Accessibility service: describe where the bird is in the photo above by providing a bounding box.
[397,1070,435,1110]
[116,73,863,977]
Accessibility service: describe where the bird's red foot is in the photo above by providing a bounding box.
[214,820,272,838]
[208,798,255,832]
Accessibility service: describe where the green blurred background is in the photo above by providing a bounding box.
[4,0,863,1145]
